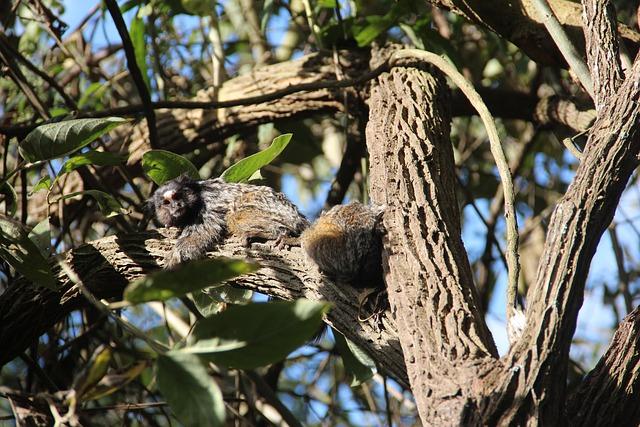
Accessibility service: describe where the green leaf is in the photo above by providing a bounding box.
[59,150,127,176]
[130,14,150,91]
[318,0,337,7]
[61,190,124,218]
[142,150,200,185]
[28,218,51,257]
[19,117,128,162]
[180,0,215,16]
[81,361,147,401]
[191,291,225,318]
[261,0,276,31]
[334,330,376,386]
[0,216,56,289]
[73,345,113,399]
[192,285,253,317]
[124,258,258,304]
[353,15,393,47]
[181,299,330,369]
[31,175,52,194]
[157,352,225,427]
[0,182,17,216]
[220,133,293,183]
[77,82,107,109]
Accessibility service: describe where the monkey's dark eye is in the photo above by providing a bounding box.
[163,199,170,205]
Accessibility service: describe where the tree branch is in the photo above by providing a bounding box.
[365,47,497,424]
[565,306,640,426]
[104,0,158,148]
[488,54,640,425]
[581,0,624,111]
[0,229,408,389]
[426,0,639,68]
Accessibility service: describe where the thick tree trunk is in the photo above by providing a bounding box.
[364,42,640,425]
[365,50,497,424]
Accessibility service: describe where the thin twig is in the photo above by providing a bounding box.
[0,61,392,138]
[0,34,77,110]
[57,259,168,355]
[531,0,594,98]
[245,370,304,427]
[301,0,322,48]
[207,14,226,92]
[103,0,158,148]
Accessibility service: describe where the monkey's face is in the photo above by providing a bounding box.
[153,181,201,227]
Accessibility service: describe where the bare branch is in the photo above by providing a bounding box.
[566,307,640,426]
[104,0,158,148]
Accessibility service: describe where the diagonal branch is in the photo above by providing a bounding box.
[104,0,158,148]
[488,54,640,425]
[581,0,624,111]
[0,229,408,388]
[566,306,640,426]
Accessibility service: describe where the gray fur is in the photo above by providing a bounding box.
[151,176,309,267]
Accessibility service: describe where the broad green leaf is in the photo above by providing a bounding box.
[130,14,150,91]
[157,352,225,427]
[49,107,69,117]
[0,216,56,289]
[73,345,113,399]
[318,0,337,7]
[124,258,258,304]
[192,285,253,318]
[28,218,51,257]
[59,150,126,176]
[181,299,330,369]
[0,182,17,216]
[181,0,215,16]
[61,190,124,218]
[31,175,52,194]
[334,330,376,386]
[142,150,199,185]
[19,117,128,162]
[353,15,392,47]
[220,133,293,183]
[191,291,225,317]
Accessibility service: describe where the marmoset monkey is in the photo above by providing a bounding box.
[301,202,385,288]
[151,175,309,268]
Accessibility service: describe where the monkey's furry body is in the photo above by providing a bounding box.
[301,202,385,288]
[151,175,309,267]
[151,175,385,289]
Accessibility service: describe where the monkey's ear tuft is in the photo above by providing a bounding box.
[175,173,193,184]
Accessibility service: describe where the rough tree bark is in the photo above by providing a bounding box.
[0,229,408,388]
[365,51,497,424]
[362,29,640,427]
[425,0,639,67]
